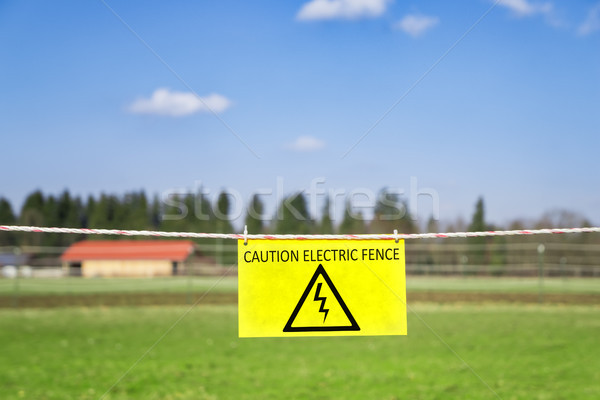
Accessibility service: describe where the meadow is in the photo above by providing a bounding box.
[1,276,599,296]
[1,302,599,399]
[2,276,598,308]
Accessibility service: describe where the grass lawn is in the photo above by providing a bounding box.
[0,276,239,295]
[0,276,598,296]
[406,276,600,294]
[1,304,598,399]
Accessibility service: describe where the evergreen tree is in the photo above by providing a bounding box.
[88,194,107,228]
[19,190,46,246]
[468,197,487,266]
[192,192,216,257]
[84,195,96,228]
[0,197,17,246]
[213,191,234,265]
[194,191,214,228]
[53,190,82,246]
[339,199,365,234]
[43,194,58,228]
[88,194,124,239]
[183,193,199,231]
[245,194,264,234]
[354,210,367,234]
[468,197,486,232]
[371,188,415,234]
[160,193,189,232]
[56,190,79,226]
[426,215,439,233]
[123,191,150,230]
[215,191,233,233]
[275,192,312,234]
[319,196,334,234]
[149,195,161,229]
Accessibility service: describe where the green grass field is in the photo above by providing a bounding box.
[0,276,598,295]
[1,304,599,399]
[406,276,600,294]
[0,277,239,295]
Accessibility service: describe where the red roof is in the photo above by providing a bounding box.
[61,241,195,262]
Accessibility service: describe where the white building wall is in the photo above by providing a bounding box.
[82,260,173,277]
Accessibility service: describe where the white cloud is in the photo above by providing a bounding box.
[128,88,232,117]
[578,3,600,36]
[297,0,390,21]
[496,0,553,18]
[286,136,326,152]
[394,14,439,37]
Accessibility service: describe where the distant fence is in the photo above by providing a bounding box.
[406,241,600,277]
[1,241,599,278]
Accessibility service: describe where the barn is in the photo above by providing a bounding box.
[61,240,196,277]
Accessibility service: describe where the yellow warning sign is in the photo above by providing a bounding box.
[238,239,407,337]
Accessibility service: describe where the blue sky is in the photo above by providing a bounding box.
[1,0,599,229]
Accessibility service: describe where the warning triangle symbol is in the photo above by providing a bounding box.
[283,264,360,332]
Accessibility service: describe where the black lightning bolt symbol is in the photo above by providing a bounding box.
[313,282,329,323]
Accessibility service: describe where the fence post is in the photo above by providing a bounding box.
[186,263,193,305]
[559,256,567,289]
[217,238,223,266]
[460,255,468,278]
[11,247,21,308]
[537,244,545,303]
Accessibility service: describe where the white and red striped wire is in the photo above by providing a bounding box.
[1,225,599,241]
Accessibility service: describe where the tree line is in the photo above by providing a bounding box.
[0,188,419,247]
[0,190,597,272]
